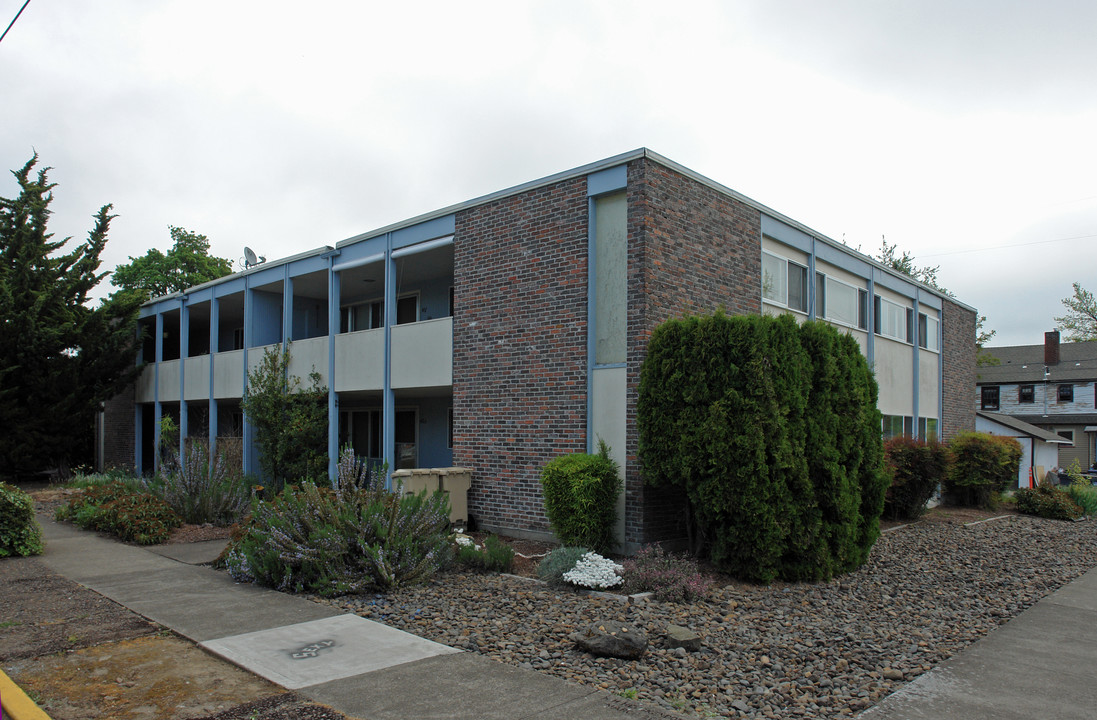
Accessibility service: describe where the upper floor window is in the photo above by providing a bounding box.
[1058,430,1074,445]
[1058,384,1074,402]
[981,385,1000,410]
[1019,385,1035,403]
[762,252,808,313]
[875,295,912,342]
[918,313,940,352]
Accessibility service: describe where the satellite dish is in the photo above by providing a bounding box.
[243,247,258,268]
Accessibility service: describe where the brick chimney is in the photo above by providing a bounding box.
[1045,330,1061,366]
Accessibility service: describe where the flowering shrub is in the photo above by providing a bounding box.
[621,545,713,603]
[225,448,453,596]
[150,439,251,526]
[561,551,623,589]
[536,546,590,586]
[56,481,181,545]
[454,534,514,572]
[0,482,43,557]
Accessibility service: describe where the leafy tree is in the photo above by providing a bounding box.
[876,236,951,296]
[976,315,999,366]
[110,225,232,301]
[241,346,328,488]
[1054,282,1097,342]
[0,156,142,477]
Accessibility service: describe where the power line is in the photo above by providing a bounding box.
[0,0,32,45]
[920,232,1097,259]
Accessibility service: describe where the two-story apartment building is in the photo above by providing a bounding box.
[977,331,1097,472]
[100,148,976,549]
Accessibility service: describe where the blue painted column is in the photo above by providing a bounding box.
[382,234,395,484]
[327,257,340,479]
[209,297,219,472]
[242,277,253,476]
[912,294,921,436]
[808,236,817,321]
[153,313,163,474]
[179,301,189,461]
[866,271,876,368]
[282,267,293,350]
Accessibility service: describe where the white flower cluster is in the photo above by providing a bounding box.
[562,551,624,589]
[453,534,480,550]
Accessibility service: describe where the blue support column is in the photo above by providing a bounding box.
[327,258,340,479]
[242,278,253,476]
[382,234,395,485]
[153,313,164,473]
[209,297,219,472]
[179,302,189,460]
[912,294,921,436]
[282,267,293,349]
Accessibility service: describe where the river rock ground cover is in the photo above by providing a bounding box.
[323,510,1097,718]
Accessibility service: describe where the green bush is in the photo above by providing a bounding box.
[536,546,590,586]
[621,545,712,603]
[1015,483,1084,520]
[56,481,181,545]
[455,534,515,572]
[883,436,951,520]
[944,432,1021,508]
[638,313,885,583]
[225,448,452,596]
[0,482,43,557]
[540,441,621,553]
[152,439,251,525]
[1066,484,1097,516]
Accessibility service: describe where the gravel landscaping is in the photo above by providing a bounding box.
[322,510,1097,718]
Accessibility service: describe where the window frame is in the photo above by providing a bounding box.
[1058,384,1074,403]
[1018,384,1035,404]
[822,275,861,328]
[918,313,940,352]
[981,385,1000,410]
[761,250,808,313]
[874,295,912,342]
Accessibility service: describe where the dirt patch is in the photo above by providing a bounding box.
[1,550,352,719]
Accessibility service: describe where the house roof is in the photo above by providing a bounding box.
[977,340,1097,384]
[976,412,1072,443]
[1007,413,1097,428]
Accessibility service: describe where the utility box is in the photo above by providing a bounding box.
[391,467,473,527]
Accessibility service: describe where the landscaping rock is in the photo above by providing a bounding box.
[570,620,647,659]
[664,624,701,652]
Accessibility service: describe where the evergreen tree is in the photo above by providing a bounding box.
[0,156,141,477]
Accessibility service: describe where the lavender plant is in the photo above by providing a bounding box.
[151,439,250,526]
[621,545,713,603]
[226,448,452,596]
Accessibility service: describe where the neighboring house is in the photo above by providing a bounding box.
[99,148,976,550]
[976,332,1097,472]
[975,411,1070,489]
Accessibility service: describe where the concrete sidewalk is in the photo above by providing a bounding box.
[34,515,682,720]
[860,564,1097,720]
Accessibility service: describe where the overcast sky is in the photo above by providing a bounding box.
[3,0,1095,347]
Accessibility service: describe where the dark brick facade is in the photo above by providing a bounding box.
[100,384,136,472]
[941,298,977,439]
[452,178,590,536]
[625,159,763,546]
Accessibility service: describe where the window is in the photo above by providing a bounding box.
[881,415,914,439]
[815,272,825,317]
[981,385,1000,410]
[232,327,244,350]
[1058,430,1074,445]
[858,289,869,330]
[396,295,418,325]
[1019,385,1035,403]
[918,417,939,442]
[1058,384,1074,402]
[761,251,808,312]
[874,295,910,341]
[340,294,418,332]
[918,313,940,352]
[448,286,455,318]
[824,276,860,327]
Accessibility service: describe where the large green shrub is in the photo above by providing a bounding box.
[944,432,1021,508]
[637,313,886,583]
[225,449,452,595]
[0,482,43,557]
[56,481,181,545]
[540,441,621,553]
[883,436,951,520]
[1015,483,1084,520]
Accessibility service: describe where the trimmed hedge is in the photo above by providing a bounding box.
[0,481,43,557]
[944,432,1021,508]
[883,436,951,520]
[638,313,885,583]
[540,442,621,553]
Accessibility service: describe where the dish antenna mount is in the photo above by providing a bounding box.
[243,246,266,269]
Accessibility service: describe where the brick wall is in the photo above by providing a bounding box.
[941,298,977,439]
[625,158,763,546]
[452,178,590,536]
[100,384,136,472]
